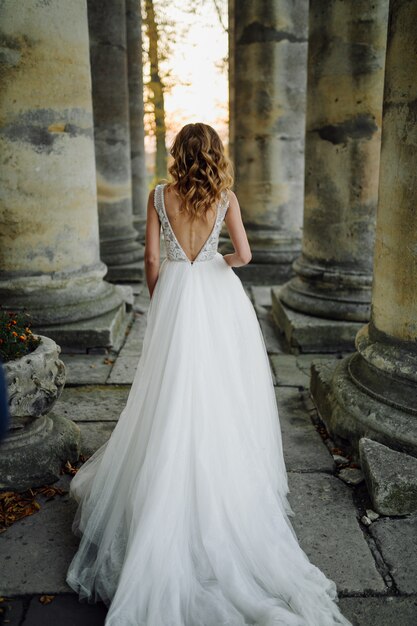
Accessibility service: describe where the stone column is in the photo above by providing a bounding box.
[311,0,417,464]
[0,0,130,352]
[87,0,144,281]
[227,0,308,284]
[126,0,148,240]
[272,0,389,353]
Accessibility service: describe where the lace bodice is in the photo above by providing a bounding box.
[154,183,229,263]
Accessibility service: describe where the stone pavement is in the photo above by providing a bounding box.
[1,283,416,626]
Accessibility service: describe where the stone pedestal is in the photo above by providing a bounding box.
[227,0,308,284]
[87,0,144,281]
[273,0,389,350]
[126,0,148,240]
[0,0,130,351]
[311,0,417,467]
[1,335,80,491]
[271,288,363,354]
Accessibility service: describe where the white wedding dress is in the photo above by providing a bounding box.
[66,184,352,626]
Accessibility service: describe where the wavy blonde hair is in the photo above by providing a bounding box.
[166,123,234,221]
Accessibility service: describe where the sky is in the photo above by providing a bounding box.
[143,1,229,153]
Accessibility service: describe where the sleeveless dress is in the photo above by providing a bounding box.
[66,184,352,626]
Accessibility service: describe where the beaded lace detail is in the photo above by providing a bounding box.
[154,183,229,263]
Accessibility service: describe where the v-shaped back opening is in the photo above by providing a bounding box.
[161,183,221,264]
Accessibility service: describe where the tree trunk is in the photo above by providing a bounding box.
[144,0,167,181]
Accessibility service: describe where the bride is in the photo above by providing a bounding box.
[66,123,352,626]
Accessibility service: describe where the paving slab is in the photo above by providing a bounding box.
[270,354,310,388]
[77,422,117,457]
[253,302,269,320]
[258,313,287,355]
[338,595,417,626]
[0,596,25,625]
[117,313,147,357]
[133,290,150,314]
[107,355,139,385]
[275,387,334,472]
[51,386,129,423]
[369,514,417,593]
[288,472,386,594]
[23,594,108,626]
[0,495,79,595]
[61,354,114,386]
[251,285,275,308]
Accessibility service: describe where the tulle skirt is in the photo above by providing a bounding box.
[66,252,352,626]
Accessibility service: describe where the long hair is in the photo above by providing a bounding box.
[166,123,234,221]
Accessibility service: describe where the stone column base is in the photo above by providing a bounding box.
[133,217,146,243]
[218,239,297,286]
[104,259,144,283]
[36,303,133,354]
[310,357,417,463]
[232,263,294,286]
[0,414,80,492]
[271,287,362,353]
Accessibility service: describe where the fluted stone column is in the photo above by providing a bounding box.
[272,0,389,352]
[311,0,417,462]
[227,0,308,284]
[87,0,144,281]
[126,0,148,240]
[0,0,130,351]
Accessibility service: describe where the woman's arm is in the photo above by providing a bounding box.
[222,190,252,267]
[144,189,161,298]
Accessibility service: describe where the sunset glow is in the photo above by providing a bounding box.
[144,2,229,154]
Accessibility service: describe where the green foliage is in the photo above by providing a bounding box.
[0,308,41,363]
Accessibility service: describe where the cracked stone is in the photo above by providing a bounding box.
[359,437,417,516]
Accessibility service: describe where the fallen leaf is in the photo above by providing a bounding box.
[61,460,78,476]
[0,483,68,532]
[39,595,55,604]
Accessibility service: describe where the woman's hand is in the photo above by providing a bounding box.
[222,191,252,266]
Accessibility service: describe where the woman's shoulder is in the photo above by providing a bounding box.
[225,188,237,203]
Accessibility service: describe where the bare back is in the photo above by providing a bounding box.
[163,184,219,263]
